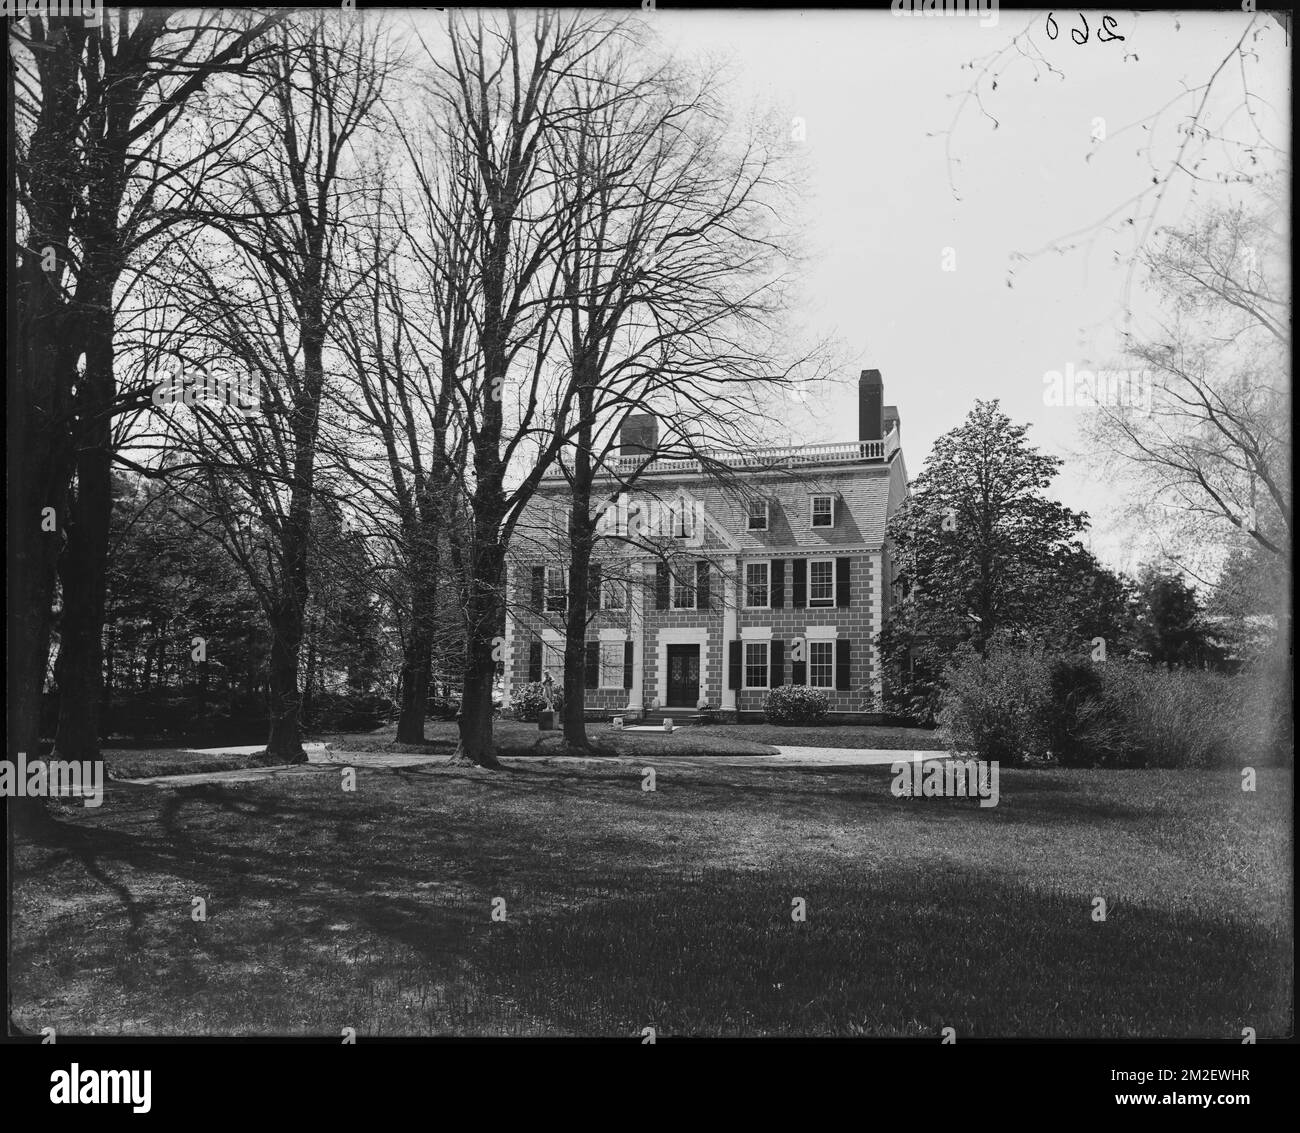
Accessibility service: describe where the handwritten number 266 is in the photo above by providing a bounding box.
[1046,13,1125,44]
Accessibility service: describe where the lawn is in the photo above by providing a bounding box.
[102,721,945,780]
[10,756,1291,1037]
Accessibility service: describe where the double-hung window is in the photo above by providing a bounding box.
[545,567,567,612]
[744,641,770,689]
[602,578,625,610]
[810,495,835,528]
[672,571,696,609]
[809,559,835,607]
[745,561,770,608]
[747,498,769,531]
[807,640,834,688]
[598,641,624,688]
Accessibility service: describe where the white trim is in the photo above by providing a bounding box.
[741,624,773,640]
[743,558,771,609]
[804,624,838,640]
[743,639,771,689]
[805,638,835,690]
[596,635,626,689]
[600,576,626,611]
[747,498,769,531]
[807,556,835,607]
[544,566,567,612]
[655,627,709,707]
[809,493,836,529]
[720,555,739,712]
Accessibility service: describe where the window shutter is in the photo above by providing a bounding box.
[792,659,807,685]
[655,564,669,609]
[623,641,634,689]
[792,559,807,608]
[528,640,542,683]
[771,559,785,608]
[771,639,785,686]
[728,640,742,690]
[588,564,602,610]
[836,557,851,607]
[585,641,599,689]
[696,560,710,609]
[531,566,545,611]
[835,638,851,690]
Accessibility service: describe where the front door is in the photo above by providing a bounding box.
[666,644,700,707]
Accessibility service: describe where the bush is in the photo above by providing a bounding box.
[937,645,1053,765]
[1094,662,1245,769]
[939,642,1273,769]
[512,681,563,723]
[311,691,392,732]
[426,697,461,721]
[763,684,830,725]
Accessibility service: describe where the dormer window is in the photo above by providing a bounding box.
[747,498,769,531]
[811,495,835,529]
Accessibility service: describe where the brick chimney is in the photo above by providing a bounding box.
[859,369,883,442]
[619,412,658,457]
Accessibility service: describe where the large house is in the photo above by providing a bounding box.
[503,370,909,721]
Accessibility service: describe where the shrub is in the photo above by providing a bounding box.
[512,681,563,723]
[937,645,1053,765]
[941,645,1270,769]
[763,684,830,725]
[426,697,461,721]
[1094,662,1245,769]
[312,692,392,732]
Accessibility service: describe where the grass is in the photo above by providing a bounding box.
[316,719,782,758]
[99,721,943,780]
[11,756,1291,1038]
[103,748,278,781]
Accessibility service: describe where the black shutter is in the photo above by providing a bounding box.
[836,557,851,607]
[728,640,742,689]
[529,640,542,683]
[531,566,545,611]
[656,564,669,609]
[771,559,785,608]
[835,638,851,690]
[696,560,710,610]
[792,559,807,608]
[623,641,634,689]
[792,658,807,685]
[585,641,599,689]
[771,639,785,686]
[588,563,602,610]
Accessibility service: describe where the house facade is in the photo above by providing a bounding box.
[503,370,909,721]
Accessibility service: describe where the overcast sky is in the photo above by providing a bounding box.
[641,8,1290,574]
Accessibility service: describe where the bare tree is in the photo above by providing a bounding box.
[9,9,284,771]
[155,11,394,761]
[539,44,821,748]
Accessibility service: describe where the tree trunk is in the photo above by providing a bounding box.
[396,514,439,744]
[266,601,307,761]
[562,380,596,749]
[53,287,115,759]
[396,619,433,743]
[449,537,504,769]
[562,476,595,750]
